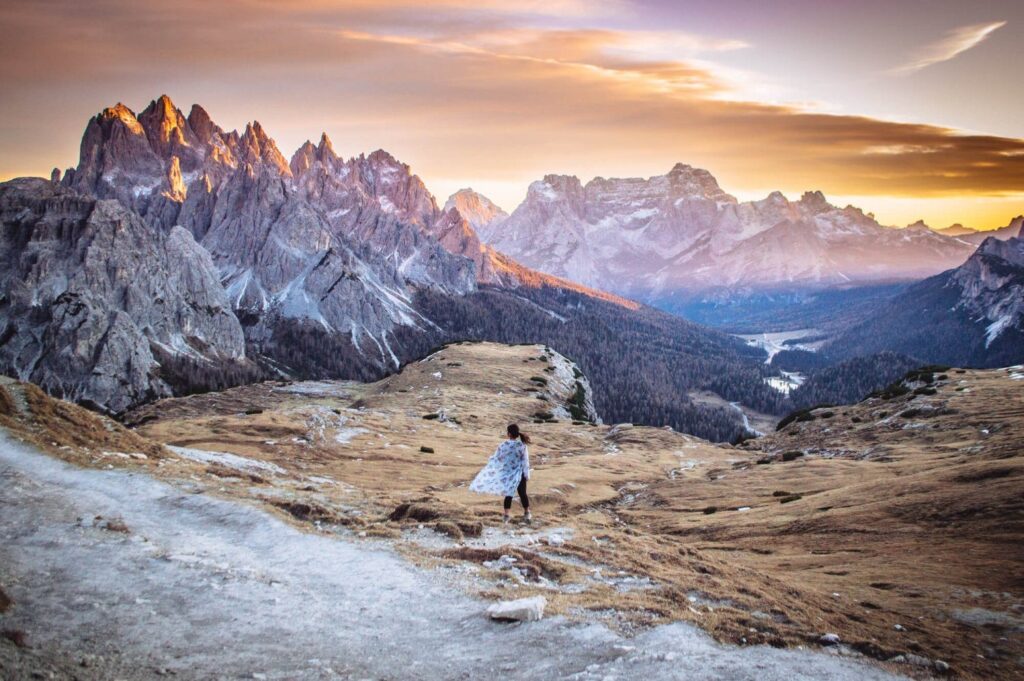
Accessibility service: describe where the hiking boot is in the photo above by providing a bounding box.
[523,511,533,525]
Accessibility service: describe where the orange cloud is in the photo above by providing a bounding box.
[0,0,1020,228]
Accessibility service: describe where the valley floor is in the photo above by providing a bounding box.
[0,432,899,681]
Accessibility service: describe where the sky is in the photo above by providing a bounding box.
[1,0,1022,229]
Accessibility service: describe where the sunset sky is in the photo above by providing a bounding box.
[1,0,1022,229]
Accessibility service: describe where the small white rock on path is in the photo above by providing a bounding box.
[0,432,905,680]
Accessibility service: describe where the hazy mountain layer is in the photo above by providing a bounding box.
[479,166,983,297]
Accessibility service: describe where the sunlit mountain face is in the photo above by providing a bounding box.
[1,0,1022,231]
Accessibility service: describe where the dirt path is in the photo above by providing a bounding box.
[0,432,903,681]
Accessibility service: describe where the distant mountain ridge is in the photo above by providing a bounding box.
[936,215,1023,244]
[477,165,996,300]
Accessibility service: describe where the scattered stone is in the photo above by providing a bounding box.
[420,446,435,453]
[100,517,130,533]
[904,653,933,668]
[819,633,841,645]
[487,596,546,622]
[607,423,633,438]
[483,555,519,571]
[778,494,802,504]
[781,451,803,462]
[0,586,11,613]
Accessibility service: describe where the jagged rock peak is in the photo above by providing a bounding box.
[318,132,335,156]
[799,190,832,213]
[365,148,409,174]
[977,234,1024,265]
[99,103,144,134]
[240,121,291,176]
[444,188,508,232]
[138,94,193,156]
[187,104,219,144]
[663,163,735,202]
[534,174,583,198]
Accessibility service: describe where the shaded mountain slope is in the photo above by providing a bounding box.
[826,237,1024,368]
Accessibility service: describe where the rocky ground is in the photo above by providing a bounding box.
[1,346,1022,680]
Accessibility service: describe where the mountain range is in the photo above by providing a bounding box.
[475,167,1020,301]
[1,95,786,440]
[2,94,1021,434]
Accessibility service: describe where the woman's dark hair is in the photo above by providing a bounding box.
[507,423,531,445]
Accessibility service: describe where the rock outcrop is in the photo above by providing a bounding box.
[486,596,547,622]
[0,178,248,414]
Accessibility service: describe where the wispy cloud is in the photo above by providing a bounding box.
[892,20,1006,75]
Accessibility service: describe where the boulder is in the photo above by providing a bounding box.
[487,596,546,622]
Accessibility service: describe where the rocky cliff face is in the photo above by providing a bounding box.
[481,165,977,298]
[61,96,489,372]
[0,178,248,414]
[951,236,1024,347]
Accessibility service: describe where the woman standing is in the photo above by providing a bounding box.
[470,424,532,524]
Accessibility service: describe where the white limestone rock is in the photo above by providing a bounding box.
[487,596,547,622]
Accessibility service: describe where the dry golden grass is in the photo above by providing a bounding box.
[0,377,166,465]
[7,347,1023,680]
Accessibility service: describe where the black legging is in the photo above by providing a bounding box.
[503,476,529,510]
